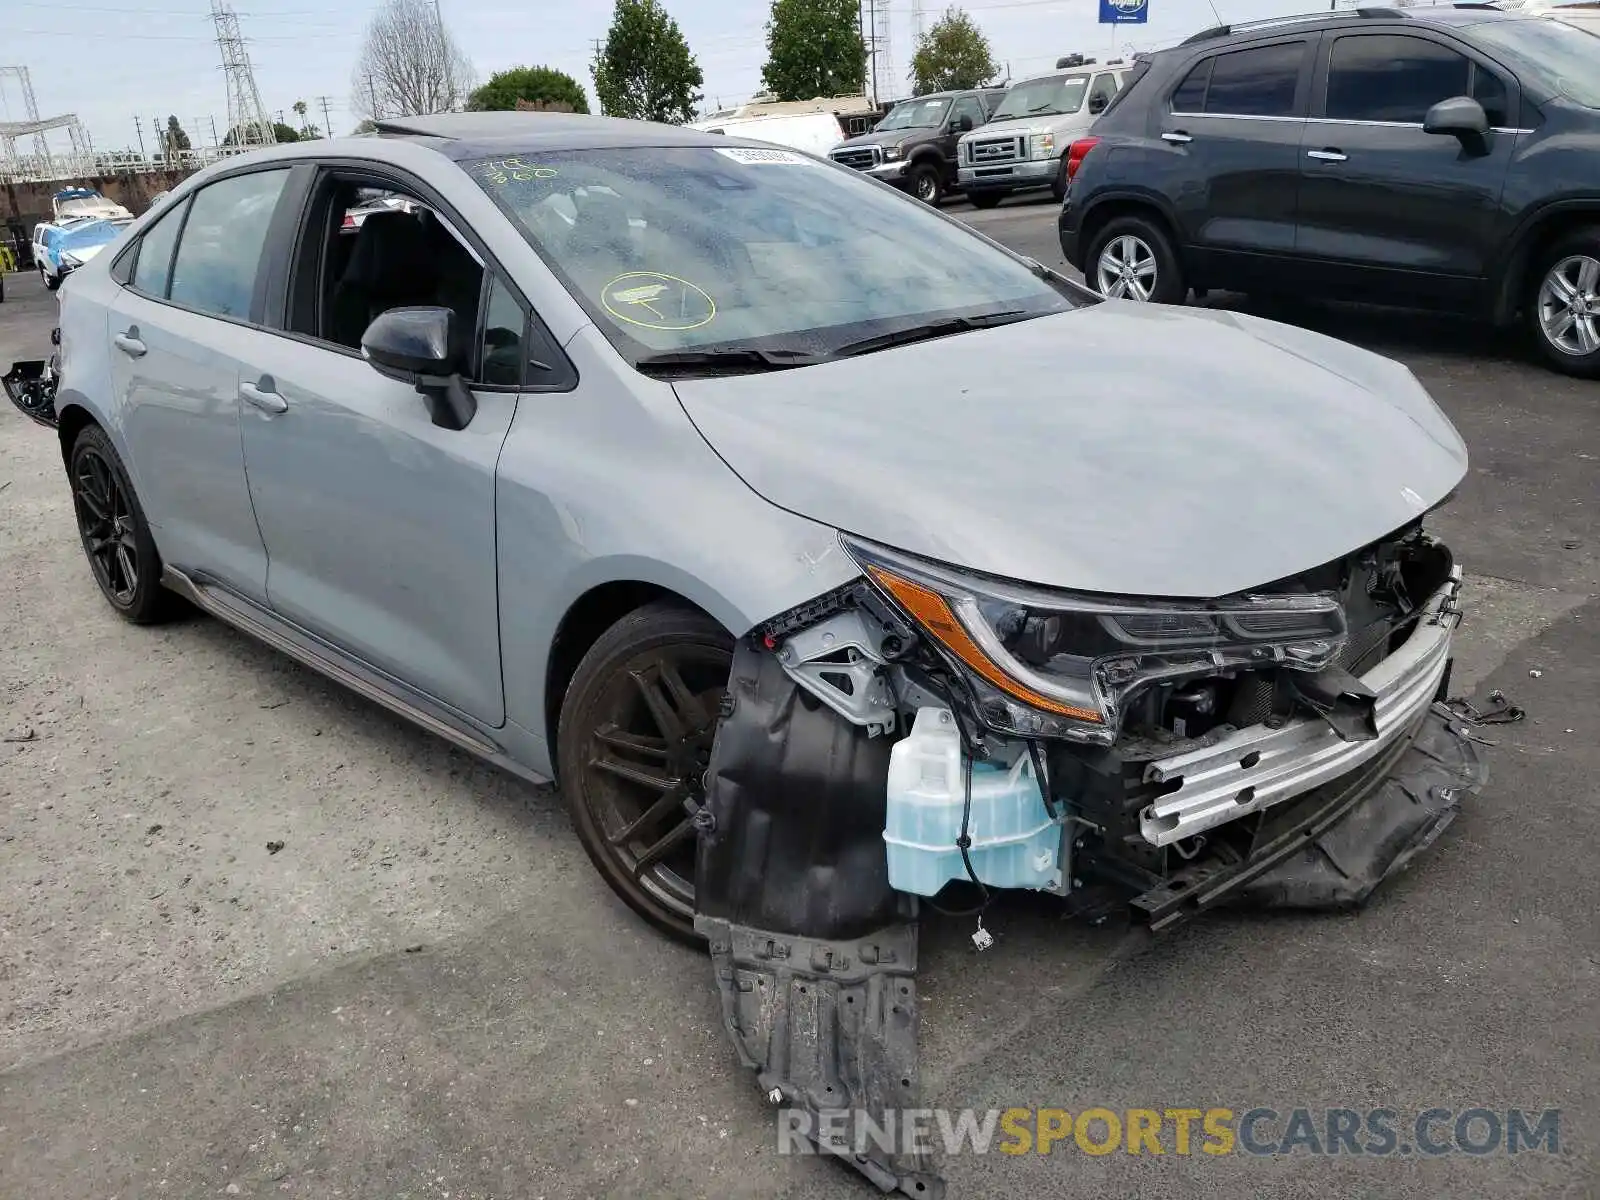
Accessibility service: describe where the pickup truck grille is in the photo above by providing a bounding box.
[830,145,880,170]
[966,135,1024,165]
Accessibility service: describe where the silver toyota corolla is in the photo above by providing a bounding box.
[8,112,1489,1197]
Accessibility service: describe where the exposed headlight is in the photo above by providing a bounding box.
[60,252,83,268]
[882,144,903,161]
[845,537,1347,745]
[1031,133,1055,160]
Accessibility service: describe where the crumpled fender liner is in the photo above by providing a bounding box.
[1124,706,1486,930]
[697,918,940,1198]
[696,642,940,1197]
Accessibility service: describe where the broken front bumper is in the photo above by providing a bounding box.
[1140,569,1463,846]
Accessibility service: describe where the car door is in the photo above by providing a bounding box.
[106,166,297,602]
[1295,30,1518,308]
[1159,37,1313,285]
[234,169,530,726]
[946,96,988,176]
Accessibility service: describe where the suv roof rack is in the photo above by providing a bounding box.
[1179,7,1408,44]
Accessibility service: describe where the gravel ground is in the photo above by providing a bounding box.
[2,224,1597,1200]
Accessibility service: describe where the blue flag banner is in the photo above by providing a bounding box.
[1099,0,1149,24]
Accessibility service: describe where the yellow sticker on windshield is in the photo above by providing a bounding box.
[479,158,559,185]
[601,272,716,331]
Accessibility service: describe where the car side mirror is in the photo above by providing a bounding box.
[1423,96,1489,152]
[957,114,974,132]
[361,305,477,431]
[1089,94,1108,115]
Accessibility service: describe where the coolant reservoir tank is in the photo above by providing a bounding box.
[884,707,1062,897]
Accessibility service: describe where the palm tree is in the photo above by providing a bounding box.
[292,99,310,137]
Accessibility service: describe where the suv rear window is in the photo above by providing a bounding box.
[1172,42,1305,117]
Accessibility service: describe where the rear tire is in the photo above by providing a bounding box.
[1527,227,1600,378]
[68,424,184,624]
[1085,214,1186,305]
[968,192,1003,210]
[557,601,735,944]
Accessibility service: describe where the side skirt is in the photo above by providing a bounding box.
[162,566,550,787]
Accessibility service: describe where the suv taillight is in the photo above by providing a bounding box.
[1066,136,1101,182]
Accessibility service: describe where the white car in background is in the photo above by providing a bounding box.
[690,111,846,158]
[957,59,1134,206]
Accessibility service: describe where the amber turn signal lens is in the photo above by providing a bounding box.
[864,564,1104,724]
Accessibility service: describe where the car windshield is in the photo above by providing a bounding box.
[875,97,951,129]
[1471,16,1600,107]
[989,75,1089,120]
[469,146,1075,362]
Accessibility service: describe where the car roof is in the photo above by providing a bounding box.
[366,112,768,159]
[1169,3,1534,52]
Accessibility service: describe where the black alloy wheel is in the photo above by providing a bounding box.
[558,603,735,943]
[69,425,181,623]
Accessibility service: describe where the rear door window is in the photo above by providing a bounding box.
[1201,42,1306,117]
[168,169,291,320]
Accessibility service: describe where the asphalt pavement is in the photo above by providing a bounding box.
[1,213,1596,1200]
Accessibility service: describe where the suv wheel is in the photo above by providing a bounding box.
[557,601,734,943]
[1530,232,1600,377]
[1087,215,1184,304]
[908,163,942,205]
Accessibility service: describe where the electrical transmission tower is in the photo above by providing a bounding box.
[911,0,925,45]
[873,0,894,103]
[210,0,275,148]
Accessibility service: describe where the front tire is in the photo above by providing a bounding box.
[43,266,61,292]
[69,425,183,624]
[557,602,734,943]
[1086,214,1186,304]
[908,162,942,206]
[1528,228,1600,378]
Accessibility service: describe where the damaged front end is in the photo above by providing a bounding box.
[695,524,1489,1194]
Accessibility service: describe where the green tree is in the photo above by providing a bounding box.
[469,65,590,113]
[761,0,865,101]
[272,122,302,142]
[591,0,703,123]
[908,7,996,94]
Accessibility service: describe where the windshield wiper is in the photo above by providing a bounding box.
[634,347,824,376]
[830,310,1037,358]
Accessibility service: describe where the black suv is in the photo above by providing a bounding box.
[1058,5,1600,376]
[829,88,1008,205]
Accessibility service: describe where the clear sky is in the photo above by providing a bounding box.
[7,0,1309,155]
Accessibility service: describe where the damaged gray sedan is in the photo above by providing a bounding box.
[8,113,1487,1198]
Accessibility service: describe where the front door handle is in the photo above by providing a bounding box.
[1161,131,1193,144]
[240,378,288,415]
[1307,148,1348,162]
[113,331,146,358]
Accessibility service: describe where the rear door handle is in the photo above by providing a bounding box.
[1307,148,1348,162]
[113,331,146,358]
[1161,131,1193,144]
[240,378,288,415]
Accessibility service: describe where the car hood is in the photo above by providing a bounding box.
[833,128,924,151]
[960,119,1053,142]
[672,303,1469,598]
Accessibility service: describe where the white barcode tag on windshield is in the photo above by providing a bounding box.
[714,147,811,166]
